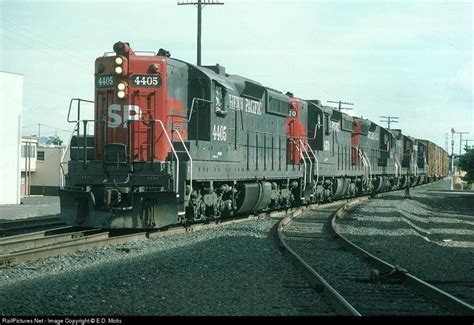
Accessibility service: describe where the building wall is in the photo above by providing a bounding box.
[31,147,67,196]
[21,138,38,172]
[20,137,38,197]
[0,72,23,204]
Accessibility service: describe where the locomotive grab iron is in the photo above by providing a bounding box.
[59,42,448,229]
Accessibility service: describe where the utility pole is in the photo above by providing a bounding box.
[178,0,224,66]
[463,139,474,150]
[457,131,469,155]
[445,133,448,153]
[38,123,41,138]
[451,128,455,174]
[379,116,399,129]
[327,100,354,112]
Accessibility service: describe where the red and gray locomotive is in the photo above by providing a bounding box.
[59,42,448,229]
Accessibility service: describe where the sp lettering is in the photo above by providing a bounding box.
[108,104,142,128]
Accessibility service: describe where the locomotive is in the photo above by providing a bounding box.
[59,42,448,229]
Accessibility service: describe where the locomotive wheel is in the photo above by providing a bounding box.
[373,176,384,193]
[332,178,345,200]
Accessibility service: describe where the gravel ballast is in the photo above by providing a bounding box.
[0,219,333,316]
[336,178,474,304]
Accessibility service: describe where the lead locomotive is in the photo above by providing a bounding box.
[59,42,448,229]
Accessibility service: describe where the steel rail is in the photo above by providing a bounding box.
[0,216,62,229]
[0,229,103,254]
[276,199,362,316]
[0,231,144,268]
[0,214,261,268]
[0,217,66,237]
[331,199,474,315]
[0,227,74,243]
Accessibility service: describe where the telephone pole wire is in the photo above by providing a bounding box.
[380,116,399,129]
[327,100,354,112]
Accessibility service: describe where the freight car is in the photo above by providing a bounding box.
[59,42,448,229]
[418,139,449,180]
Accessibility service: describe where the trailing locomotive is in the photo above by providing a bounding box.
[59,42,448,229]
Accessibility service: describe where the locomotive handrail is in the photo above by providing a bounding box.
[362,150,373,180]
[299,139,313,188]
[150,119,180,197]
[305,141,319,185]
[358,148,372,184]
[357,148,367,183]
[394,156,401,178]
[413,154,419,176]
[67,98,94,123]
[60,121,80,180]
[188,97,213,122]
[60,119,106,183]
[293,140,307,193]
[172,128,193,202]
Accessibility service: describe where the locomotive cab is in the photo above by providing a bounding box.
[60,42,187,229]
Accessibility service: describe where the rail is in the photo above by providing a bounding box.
[331,199,474,315]
[277,200,362,315]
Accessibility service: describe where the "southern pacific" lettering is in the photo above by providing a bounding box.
[229,94,262,115]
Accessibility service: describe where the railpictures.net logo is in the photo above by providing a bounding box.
[1,319,122,325]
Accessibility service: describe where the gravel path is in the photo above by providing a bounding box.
[337,179,474,305]
[0,219,334,316]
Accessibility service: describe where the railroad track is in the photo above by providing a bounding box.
[0,215,258,268]
[277,197,474,316]
[0,215,66,237]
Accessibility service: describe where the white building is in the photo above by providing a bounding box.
[31,146,67,195]
[21,137,38,197]
[0,72,23,204]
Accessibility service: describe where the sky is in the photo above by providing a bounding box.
[0,0,472,154]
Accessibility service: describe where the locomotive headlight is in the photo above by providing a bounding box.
[117,82,126,91]
[117,90,126,99]
[114,66,123,74]
[115,56,124,65]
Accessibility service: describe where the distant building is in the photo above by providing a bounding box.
[20,137,38,197]
[30,146,67,195]
[0,72,23,204]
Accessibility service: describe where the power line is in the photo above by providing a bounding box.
[2,33,91,70]
[38,123,72,133]
[22,123,72,134]
[380,116,399,129]
[178,0,224,66]
[327,100,354,112]
[1,16,95,63]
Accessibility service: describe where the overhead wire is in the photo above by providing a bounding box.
[2,33,91,70]
[1,16,95,64]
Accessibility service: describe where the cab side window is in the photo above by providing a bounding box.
[214,83,226,115]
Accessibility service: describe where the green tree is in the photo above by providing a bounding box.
[458,148,474,182]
